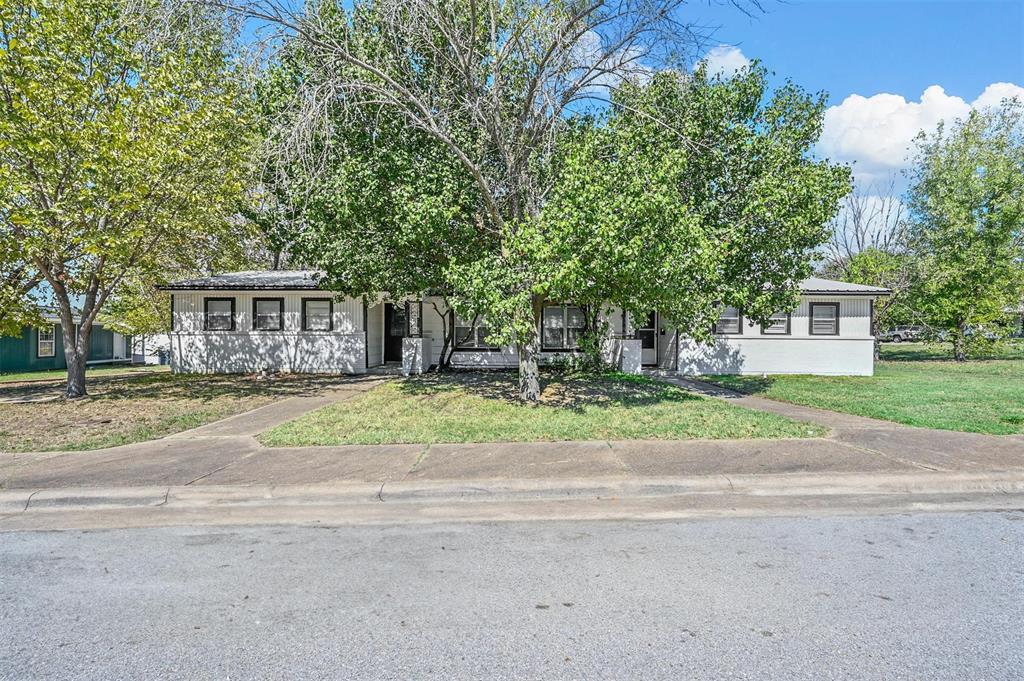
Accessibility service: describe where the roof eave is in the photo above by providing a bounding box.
[800,289,891,296]
[157,284,325,291]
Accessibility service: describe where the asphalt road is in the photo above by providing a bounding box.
[2,512,1022,680]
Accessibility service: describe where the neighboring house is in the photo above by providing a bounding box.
[132,333,172,365]
[162,271,890,376]
[0,313,132,374]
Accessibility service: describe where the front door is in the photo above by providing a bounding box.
[637,311,657,366]
[383,303,406,362]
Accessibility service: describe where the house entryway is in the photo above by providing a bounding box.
[637,311,658,366]
[383,303,407,362]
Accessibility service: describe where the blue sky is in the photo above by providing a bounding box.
[690,0,1024,186]
[693,0,1022,106]
[243,0,1020,188]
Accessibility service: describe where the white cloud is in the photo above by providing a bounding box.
[699,45,750,78]
[819,82,1024,184]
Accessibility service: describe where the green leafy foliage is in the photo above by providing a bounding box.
[905,100,1024,360]
[0,0,255,392]
[536,67,851,337]
[258,3,845,398]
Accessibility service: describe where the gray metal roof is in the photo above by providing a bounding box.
[160,270,325,291]
[799,277,890,295]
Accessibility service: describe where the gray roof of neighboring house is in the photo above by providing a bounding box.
[160,271,890,296]
[160,270,325,291]
[798,277,890,295]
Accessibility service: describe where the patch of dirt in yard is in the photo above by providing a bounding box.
[0,373,364,452]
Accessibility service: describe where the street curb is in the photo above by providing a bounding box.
[4,470,1024,515]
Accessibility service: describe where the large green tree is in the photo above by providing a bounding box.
[905,100,1024,361]
[0,0,253,396]
[241,0,844,399]
[253,44,492,366]
[234,0,739,400]
[532,67,850,342]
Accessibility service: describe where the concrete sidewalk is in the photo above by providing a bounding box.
[4,374,1023,492]
[2,374,1023,529]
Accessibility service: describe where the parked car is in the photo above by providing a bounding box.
[878,325,926,343]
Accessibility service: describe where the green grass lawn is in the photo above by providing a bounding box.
[0,364,169,384]
[702,342,1024,435]
[259,372,825,447]
[0,372,343,452]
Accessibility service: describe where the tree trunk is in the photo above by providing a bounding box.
[430,302,455,372]
[517,296,542,402]
[63,326,91,399]
[953,328,967,362]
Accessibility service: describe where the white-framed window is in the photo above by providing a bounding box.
[810,303,840,335]
[302,298,332,331]
[37,326,55,358]
[454,314,493,349]
[253,298,284,331]
[204,298,235,331]
[542,305,586,350]
[761,311,791,335]
[715,306,743,335]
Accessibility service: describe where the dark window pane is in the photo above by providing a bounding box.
[543,327,563,348]
[390,307,406,336]
[476,326,490,347]
[565,307,585,348]
[543,307,564,348]
[455,326,474,347]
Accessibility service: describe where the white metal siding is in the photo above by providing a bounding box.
[169,291,366,374]
[675,295,876,376]
[169,291,877,376]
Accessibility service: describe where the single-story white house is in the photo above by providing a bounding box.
[161,271,890,377]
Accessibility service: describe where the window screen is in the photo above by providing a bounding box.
[565,307,585,349]
[715,306,742,334]
[205,299,234,331]
[454,314,493,349]
[810,303,839,335]
[37,327,55,357]
[762,311,790,335]
[253,299,283,331]
[303,299,332,331]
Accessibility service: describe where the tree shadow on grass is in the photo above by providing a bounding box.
[395,370,702,414]
[700,375,777,395]
[0,372,376,405]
